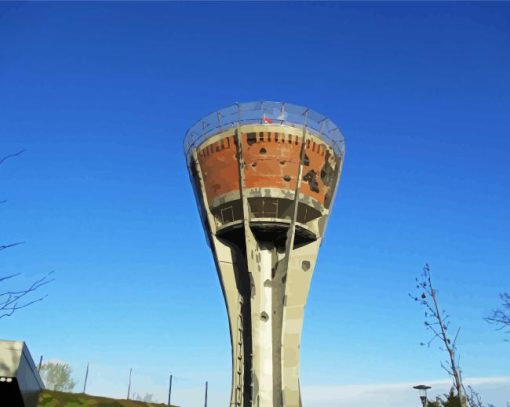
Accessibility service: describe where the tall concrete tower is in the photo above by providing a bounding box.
[184,102,345,407]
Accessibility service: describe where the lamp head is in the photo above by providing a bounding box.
[413,385,431,404]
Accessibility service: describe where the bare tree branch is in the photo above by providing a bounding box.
[0,242,26,252]
[0,273,21,284]
[1,150,26,204]
[486,293,510,336]
[1,148,54,319]
[0,271,54,319]
[0,149,26,166]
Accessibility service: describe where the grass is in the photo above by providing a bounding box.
[38,390,179,407]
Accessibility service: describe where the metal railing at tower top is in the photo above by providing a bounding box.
[183,101,345,161]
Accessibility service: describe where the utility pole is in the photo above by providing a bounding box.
[168,374,173,406]
[204,381,208,407]
[38,356,43,372]
[127,368,132,400]
[83,363,89,394]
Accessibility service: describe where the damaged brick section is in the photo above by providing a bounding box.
[303,169,320,193]
[320,151,335,187]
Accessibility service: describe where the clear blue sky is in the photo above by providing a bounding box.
[1,2,509,406]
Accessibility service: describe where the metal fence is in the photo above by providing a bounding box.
[183,101,345,161]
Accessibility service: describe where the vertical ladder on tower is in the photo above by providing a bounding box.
[234,296,244,406]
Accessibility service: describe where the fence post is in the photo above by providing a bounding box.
[83,363,89,394]
[168,374,173,406]
[204,381,208,407]
[127,368,132,400]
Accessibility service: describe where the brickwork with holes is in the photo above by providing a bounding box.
[196,128,339,207]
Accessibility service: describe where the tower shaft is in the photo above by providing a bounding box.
[188,119,343,407]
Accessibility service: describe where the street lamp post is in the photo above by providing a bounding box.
[413,384,432,407]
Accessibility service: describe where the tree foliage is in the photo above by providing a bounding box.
[133,392,156,402]
[40,362,77,392]
[428,387,496,407]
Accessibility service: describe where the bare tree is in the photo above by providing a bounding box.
[1,150,53,318]
[486,293,510,337]
[0,272,54,319]
[411,264,467,407]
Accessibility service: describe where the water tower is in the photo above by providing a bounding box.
[184,102,345,407]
